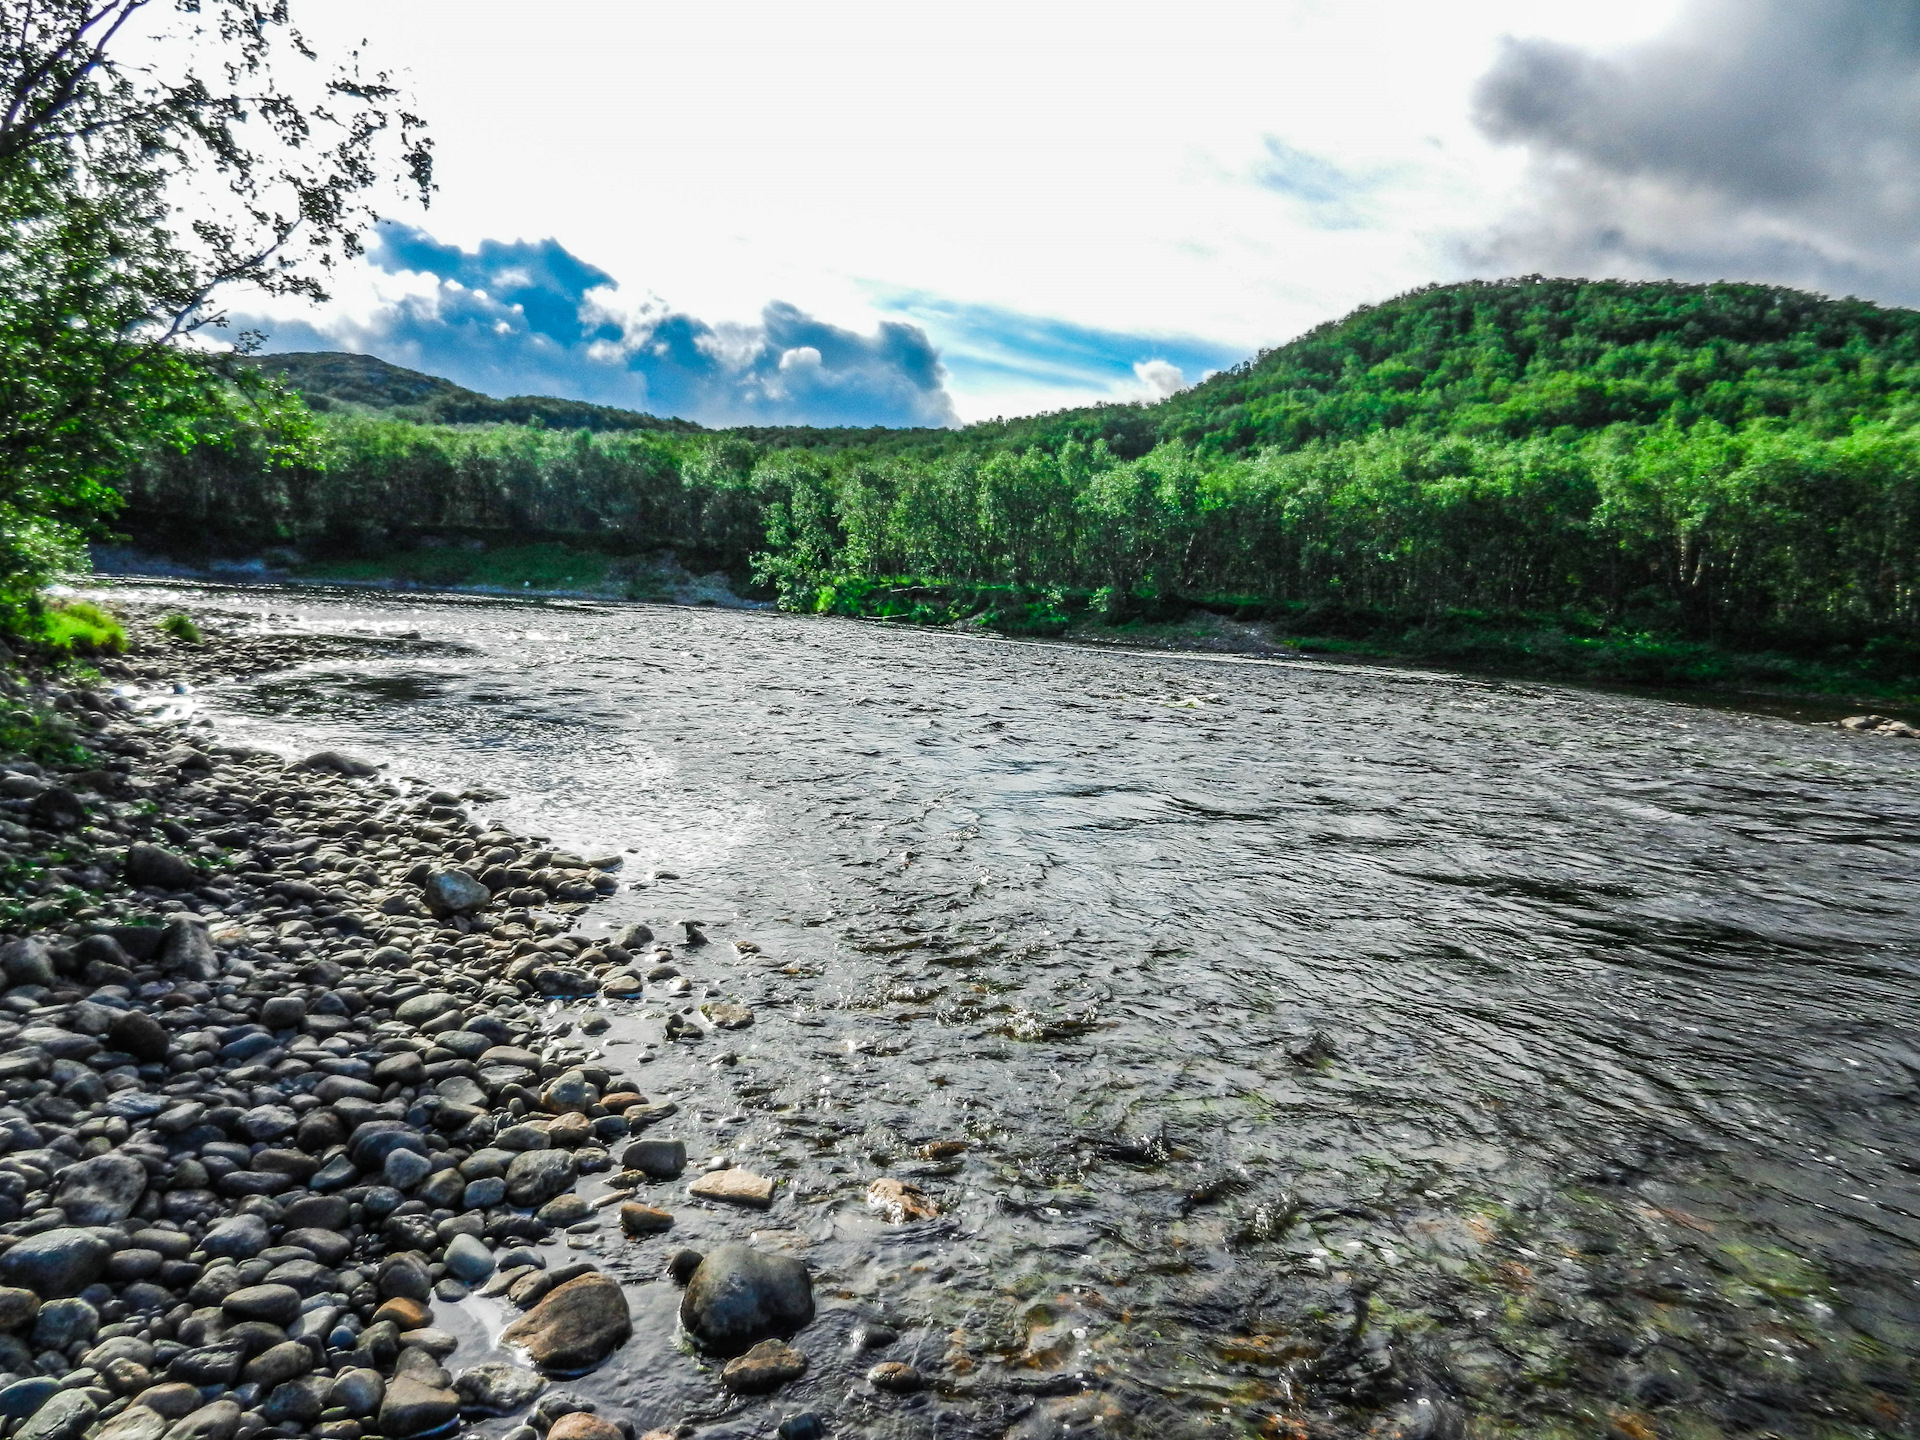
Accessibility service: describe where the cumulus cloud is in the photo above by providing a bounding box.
[1132,359,1187,399]
[1469,0,1920,301]
[234,224,958,428]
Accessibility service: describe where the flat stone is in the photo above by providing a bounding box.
[505,1148,576,1207]
[52,1153,147,1225]
[500,1272,632,1374]
[220,1283,302,1326]
[91,1407,168,1440]
[689,1167,774,1210]
[16,1391,96,1440]
[201,1214,271,1260]
[721,1338,808,1394]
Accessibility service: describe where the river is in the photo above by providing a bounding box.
[88,579,1920,1439]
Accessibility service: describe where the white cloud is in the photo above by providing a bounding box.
[1133,359,1187,400]
[252,0,1699,421]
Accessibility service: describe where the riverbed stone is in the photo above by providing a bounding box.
[721,1339,808,1394]
[52,1153,147,1224]
[620,1137,686,1178]
[444,1232,496,1283]
[125,843,197,891]
[619,1203,673,1235]
[506,1149,576,1207]
[680,1244,814,1356]
[867,1360,926,1393]
[454,1362,548,1416]
[332,1368,384,1417]
[158,913,218,980]
[16,1390,96,1440]
[424,869,490,916]
[201,1214,271,1260]
[0,1227,110,1296]
[379,1371,460,1438]
[548,1416,623,1440]
[500,1272,632,1373]
[689,1167,774,1209]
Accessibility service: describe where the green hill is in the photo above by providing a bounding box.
[958,276,1920,458]
[244,350,949,450]
[242,351,702,434]
[124,278,1920,697]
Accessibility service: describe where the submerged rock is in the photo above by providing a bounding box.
[680,1244,814,1356]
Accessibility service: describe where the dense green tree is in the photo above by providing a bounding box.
[0,0,428,621]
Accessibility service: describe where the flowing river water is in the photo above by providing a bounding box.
[88,579,1920,1440]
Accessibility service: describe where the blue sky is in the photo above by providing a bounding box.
[230,0,1919,429]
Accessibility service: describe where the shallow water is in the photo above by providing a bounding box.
[96,580,1920,1438]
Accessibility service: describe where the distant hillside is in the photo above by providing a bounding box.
[243,352,703,434]
[954,276,1920,458]
[244,351,952,450]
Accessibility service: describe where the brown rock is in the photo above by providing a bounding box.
[547,1416,624,1440]
[721,1338,809,1394]
[500,1272,631,1374]
[688,1168,773,1210]
[866,1177,939,1223]
[619,1203,673,1236]
[372,1296,432,1331]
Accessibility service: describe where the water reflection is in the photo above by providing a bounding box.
[92,579,1920,1438]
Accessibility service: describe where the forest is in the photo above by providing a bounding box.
[117,277,1920,691]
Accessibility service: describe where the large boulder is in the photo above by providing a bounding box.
[124,844,198,892]
[422,870,490,917]
[15,1390,95,1440]
[679,1244,814,1356]
[52,1154,146,1225]
[0,1228,110,1297]
[500,1272,631,1374]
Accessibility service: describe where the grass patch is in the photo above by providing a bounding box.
[34,600,126,657]
[297,541,618,593]
[158,612,202,643]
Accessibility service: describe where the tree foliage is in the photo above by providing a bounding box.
[0,0,429,619]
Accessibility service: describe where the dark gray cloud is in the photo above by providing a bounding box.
[235,224,958,428]
[1469,0,1920,300]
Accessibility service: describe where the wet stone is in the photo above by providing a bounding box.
[722,1339,809,1394]
[680,1244,815,1356]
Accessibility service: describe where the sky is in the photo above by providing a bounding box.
[216,0,1920,428]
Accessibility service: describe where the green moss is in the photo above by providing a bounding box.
[158,612,202,643]
[30,600,126,657]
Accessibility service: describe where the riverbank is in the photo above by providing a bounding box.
[88,547,1920,716]
[0,618,842,1440]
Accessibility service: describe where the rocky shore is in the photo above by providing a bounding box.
[0,627,836,1440]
